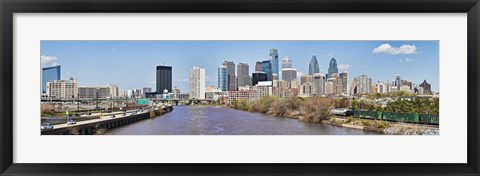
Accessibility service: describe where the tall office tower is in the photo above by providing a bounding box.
[339,71,348,94]
[223,61,236,90]
[237,63,251,87]
[251,72,268,86]
[419,79,432,94]
[42,65,61,93]
[257,60,273,81]
[395,74,401,91]
[282,68,297,83]
[308,55,320,75]
[255,61,262,72]
[313,73,326,96]
[300,74,313,85]
[156,65,172,93]
[328,58,338,78]
[269,48,279,75]
[282,56,292,69]
[189,66,205,99]
[356,75,372,94]
[218,65,228,91]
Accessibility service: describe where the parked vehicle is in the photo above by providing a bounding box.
[41,123,54,131]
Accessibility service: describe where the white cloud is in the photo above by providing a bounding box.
[372,43,418,55]
[338,64,350,70]
[41,55,58,66]
[326,53,334,57]
[150,81,156,84]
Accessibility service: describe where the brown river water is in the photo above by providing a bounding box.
[104,106,382,135]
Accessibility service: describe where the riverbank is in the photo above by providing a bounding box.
[321,117,439,135]
[229,96,439,135]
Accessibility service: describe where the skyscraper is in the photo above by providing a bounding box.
[281,56,292,69]
[189,66,205,99]
[255,61,262,72]
[156,66,172,93]
[282,68,297,83]
[218,65,228,91]
[395,75,401,90]
[269,48,279,76]
[223,61,236,90]
[313,73,325,96]
[328,58,338,78]
[339,72,348,95]
[42,65,61,93]
[308,55,320,75]
[419,79,432,94]
[237,63,250,87]
[356,75,372,94]
[256,60,273,81]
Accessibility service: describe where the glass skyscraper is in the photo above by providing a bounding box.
[328,58,338,78]
[269,48,279,76]
[218,65,228,91]
[41,65,61,93]
[308,55,320,75]
[223,61,236,91]
[257,60,273,81]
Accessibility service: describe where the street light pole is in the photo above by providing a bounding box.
[77,93,80,112]
[96,89,99,110]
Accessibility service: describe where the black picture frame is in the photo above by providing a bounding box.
[1,0,479,175]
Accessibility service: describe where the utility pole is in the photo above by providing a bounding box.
[96,88,99,110]
[77,93,80,112]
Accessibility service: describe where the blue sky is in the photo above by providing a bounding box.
[41,41,439,93]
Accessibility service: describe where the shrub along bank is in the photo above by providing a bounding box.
[229,96,438,135]
[230,96,334,123]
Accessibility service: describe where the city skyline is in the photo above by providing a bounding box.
[41,41,439,93]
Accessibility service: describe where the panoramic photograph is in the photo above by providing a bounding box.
[40,41,439,135]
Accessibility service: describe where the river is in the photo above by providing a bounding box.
[103,106,382,135]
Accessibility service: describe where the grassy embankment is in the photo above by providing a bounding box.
[230,95,439,134]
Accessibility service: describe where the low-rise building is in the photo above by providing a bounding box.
[46,79,78,98]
